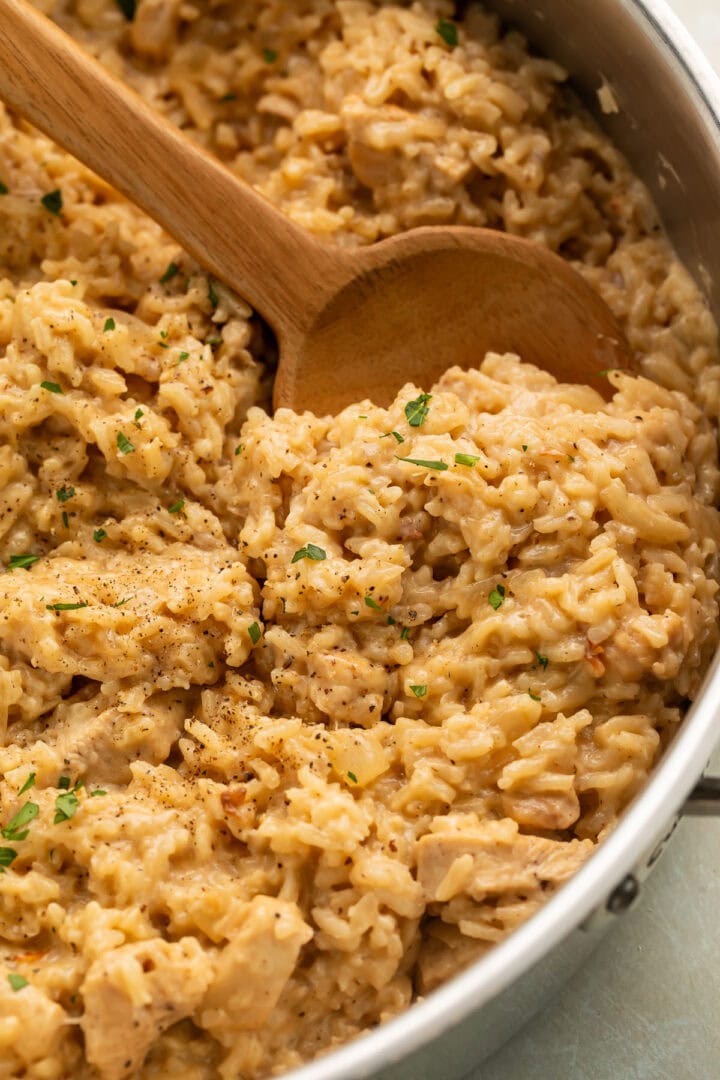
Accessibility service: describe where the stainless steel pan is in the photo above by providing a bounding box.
[288,2,720,1077]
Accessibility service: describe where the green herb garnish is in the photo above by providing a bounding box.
[18,774,35,796]
[103,317,115,332]
[396,456,448,471]
[404,392,432,427]
[291,544,326,563]
[61,511,69,529]
[528,690,542,702]
[116,432,134,455]
[93,528,106,543]
[536,650,549,669]
[436,17,458,47]
[263,48,278,63]
[56,486,75,503]
[1,802,39,842]
[58,777,71,790]
[41,189,63,216]
[46,602,88,612]
[207,278,219,308]
[90,789,107,797]
[522,444,528,452]
[400,626,410,640]
[410,684,427,698]
[0,181,8,195]
[0,847,17,871]
[364,595,383,611]
[168,500,185,514]
[8,973,28,992]
[380,431,405,444]
[455,453,480,467]
[177,351,189,364]
[54,790,79,824]
[40,380,63,394]
[111,597,132,607]
[234,444,243,456]
[160,261,179,285]
[488,584,506,610]
[134,408,144,423]
[8,554,39,571]
[248,621,262,645]
[347,771,358,783]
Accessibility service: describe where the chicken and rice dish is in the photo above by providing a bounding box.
[0,1,719,1078]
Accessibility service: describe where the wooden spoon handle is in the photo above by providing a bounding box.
[0,0,343,335]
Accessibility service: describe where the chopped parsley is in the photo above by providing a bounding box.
[346,771,358,783]
[103,317,115,332]
[90,789,107,797]
[58,776,71,790]
[41,189,63,216]
[177,351,190,364]
[0,181,7,195]
[263,48,278,63]
[168,499,185,514]
[410,684,427,698]
[248,621,262,645]
[8,554,39,571]
[234,443,243,456]
[522,444,528,452]
[93,528,106,543]
[400,627,410,640]
[40,380,63,394]
[528,690,542,702]
[436,17,459,47]
[207,278,219,308]
[56,486,75,503]
[387,615,396,625]
[61,511,69,529]
[291,544,326,563]
[116,432,134,455]
[18,773,35,796]
[404,392,432,427]
[54,789,79,824]
[396,456,448,471]
[8,973,28,992]
[454,453,480,467]
[380,431,405,444]
[536,650,549,669]
[134,408,144,423]
[488,584,506,610]
[115,0,136,18]
[111,597,132,607]
[364,595,383,611]
[0,847,17,871]
[46,601,88,612]
[1,802,39,842]
[160,260,180,284]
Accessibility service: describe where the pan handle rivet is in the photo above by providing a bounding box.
[606,873,640,914]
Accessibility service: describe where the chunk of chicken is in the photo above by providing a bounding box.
[51,690,186,784]
[416,820,594,903]
[199,895,312,1039]
[80,937,212,1080]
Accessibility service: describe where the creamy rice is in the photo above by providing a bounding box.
[1,2,719,1078]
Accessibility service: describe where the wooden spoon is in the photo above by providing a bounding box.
[0,0,630,414]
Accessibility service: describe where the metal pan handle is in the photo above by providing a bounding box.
[683,776,720,816]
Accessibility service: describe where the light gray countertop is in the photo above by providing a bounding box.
[474,3,720,1078]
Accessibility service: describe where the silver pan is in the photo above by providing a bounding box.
[287,2,720,1077]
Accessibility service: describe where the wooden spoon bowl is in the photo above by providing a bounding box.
[0,0,631,415]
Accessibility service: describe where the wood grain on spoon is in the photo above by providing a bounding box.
[0,0,632,414]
